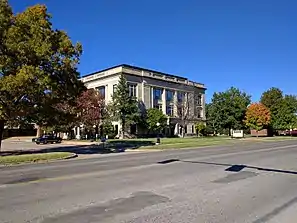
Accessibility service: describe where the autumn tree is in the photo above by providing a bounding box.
[146,108,167,134]
[109,74,139,138]
[0,2,84,149]
[244,103,271,136]
[77,89,105,134]
[208,87,251,135]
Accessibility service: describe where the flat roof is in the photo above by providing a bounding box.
[81,64,206,89]
[82,64,187,80]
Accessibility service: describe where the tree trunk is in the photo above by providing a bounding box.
[0,119,5,151]
[36,125,42,137]
[121,119,125,139]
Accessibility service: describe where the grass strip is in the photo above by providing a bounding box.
[0,152,76,165]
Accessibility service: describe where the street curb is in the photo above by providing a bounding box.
[60,153,78,160]
[61,141,97,146]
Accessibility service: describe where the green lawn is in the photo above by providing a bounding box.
[0,152,76,165]
[104,136,233,150]
[105,135,297,150]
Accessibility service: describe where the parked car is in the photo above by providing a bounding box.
[33,135,62,144]
[285,130,297,136]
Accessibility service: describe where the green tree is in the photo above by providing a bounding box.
[273,96,297,130]
[0,2,84,149]
[208,87,251,135]
[146,108,167,133]
[260,87,283,130]
[109,74,139,138]
[260,88,297,131]
[195,122,206,137]
[205,103,217,135]
[102,120,116,139]
[260,87,283,110]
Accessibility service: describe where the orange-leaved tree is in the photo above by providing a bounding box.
[244,103,271,136]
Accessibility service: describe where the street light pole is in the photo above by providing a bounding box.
[156,122,161,145]
[93,125,97,141]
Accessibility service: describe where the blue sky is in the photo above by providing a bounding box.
[10,0,297,102]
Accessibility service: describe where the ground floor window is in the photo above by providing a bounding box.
[153,104,162,111]
[114,125,119,134]
[166,105,174,116]
[130,124,137,134]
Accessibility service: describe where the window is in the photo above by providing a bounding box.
[97,86,105,98]
[192,125,194,134]
[166,105,174,116]
[197,107,202,118]
[113,84,117,93]
[184,125,187,134]
[154,104,162,111]
[166,90,174,102]
[177,106,183,116]
[196,94,202,105]
[114,125,119,134]
[128,84,137,97]
[153,88,162,100]
[177,92,184,102]
[130,124,137,134]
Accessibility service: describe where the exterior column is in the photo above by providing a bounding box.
[151,86,154,108]
[105,84,108,101]
[173,91,178,117]
[201,93,206,120]
[142,81,145,101]
[174,123,179,136]
[76,127,80,139]
[162,88,166,115]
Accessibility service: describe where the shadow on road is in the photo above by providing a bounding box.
[0,140,155,157]
[157,159,297,175]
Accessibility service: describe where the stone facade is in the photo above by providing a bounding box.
[79,64,206,137]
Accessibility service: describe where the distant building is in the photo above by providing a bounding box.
[77,64,206,138]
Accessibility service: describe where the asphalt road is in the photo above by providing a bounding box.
[1,139,297,223]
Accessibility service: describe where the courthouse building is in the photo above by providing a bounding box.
[78,64,206,137]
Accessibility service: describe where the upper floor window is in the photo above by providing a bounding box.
[177,92,185,103]
[96,86,105,98]
[166,90,174,102]
[196,94,202,105]
[128,84,137,97]
[113,84,117,94]
[153,88,163,100]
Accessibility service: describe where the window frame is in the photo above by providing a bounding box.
[128,84,137,97]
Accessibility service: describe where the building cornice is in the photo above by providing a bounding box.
[80,64,206,90]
